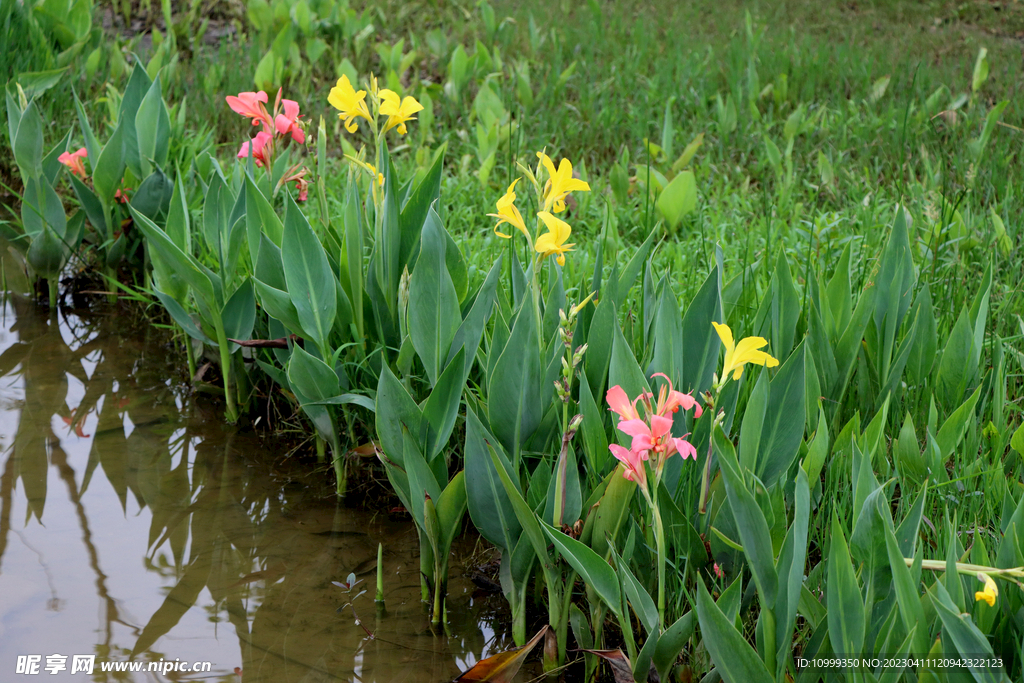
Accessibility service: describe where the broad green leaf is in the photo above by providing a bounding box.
[408,209,461,386]
[93,122,126,207]
[118,62,154,179]
[253,278,303,334]
[245,176,284,265]
[135,76,170,176]
[287,344,341,402]
[154,290,211,344]
[221,279,256,352]
[130,205,216,305]
[802,407,829,484]
[885,526,927,655]
[398,142,446,269]
[437,471,468,551]
[487,302,542,455]
[577,372,609,476]
[282,193,336,356]
[421,348,466,460]
[375,365,425,468]
[27,223,66,279]
[757,343,805,488]
[542,522,622,619]
[448,257,501,380]
[464,407,522,551]
[589,467,636,559]
[15,68,67,100]
[739,368,768,473]
[929,582,1001,683]
[679,266,722,394]
[935,384,982,460]
[694,580,773,683]
[656,169,697,230]
[13,101,43,177]
[715,427,778,608]
[827,514,865,658]
[653,612,694,682]
[488,438,556,580]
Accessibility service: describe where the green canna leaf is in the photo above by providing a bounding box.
[653,611,694,682]
[282,193,336,358]
[715,426,778,608]
[421,348,466,460]
[542,521,622,621]
[679,266,722,395]
[827,514,865,659]
[929,582,1002,683]
[245,175,283,265]
[12,100,43,177]
[756,343,806,488]
[408,208,461,386]
[487,300,542,455]
[135,76,170,177]
[92,121,126,208]
[695,580,773,683]
[221,279,256,354]
[464,406,522,551]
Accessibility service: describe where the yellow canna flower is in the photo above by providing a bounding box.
[487,179,530,240]
[975,572,998,607]
[535,211,575,266]
[379,89,424,135]
[537,152,591,213]
[328,75,372,134]
[712,322,779,381]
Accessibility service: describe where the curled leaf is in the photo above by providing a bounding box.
[454,625,548,682]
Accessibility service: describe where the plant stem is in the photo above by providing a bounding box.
[212,318,238,422]
[375,543,384,603]
[47,278,57,310]
[651,491,667,628]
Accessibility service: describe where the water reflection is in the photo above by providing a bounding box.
[0,296,521,682]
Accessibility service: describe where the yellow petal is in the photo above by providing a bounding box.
[711,322,735,353]
[536,211,571,244]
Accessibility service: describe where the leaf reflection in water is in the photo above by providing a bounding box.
[0,298,531,682]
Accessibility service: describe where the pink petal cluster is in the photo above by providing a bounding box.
[605,373,702,486]
[58,147,88,179]
[274,99,305,143]
[226,91,273,131]
[227,88,307,200]
[237,131,274,168]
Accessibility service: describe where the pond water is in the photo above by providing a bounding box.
[0,294,522,682]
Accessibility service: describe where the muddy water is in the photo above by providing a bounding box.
[0,296,520,682]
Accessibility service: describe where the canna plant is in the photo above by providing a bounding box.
[131,170,256,424]
[4,83,85,309]
[70,61,176,276]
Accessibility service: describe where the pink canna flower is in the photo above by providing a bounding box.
[226,91,273,131]
[58,147,88,179]
[237,131,274,168]
[609,444,648,488]
[114,187,131,204]
[274,99,305,144]
[606,385,641,422]
[650,372,703,418]
[605,376,703,486]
